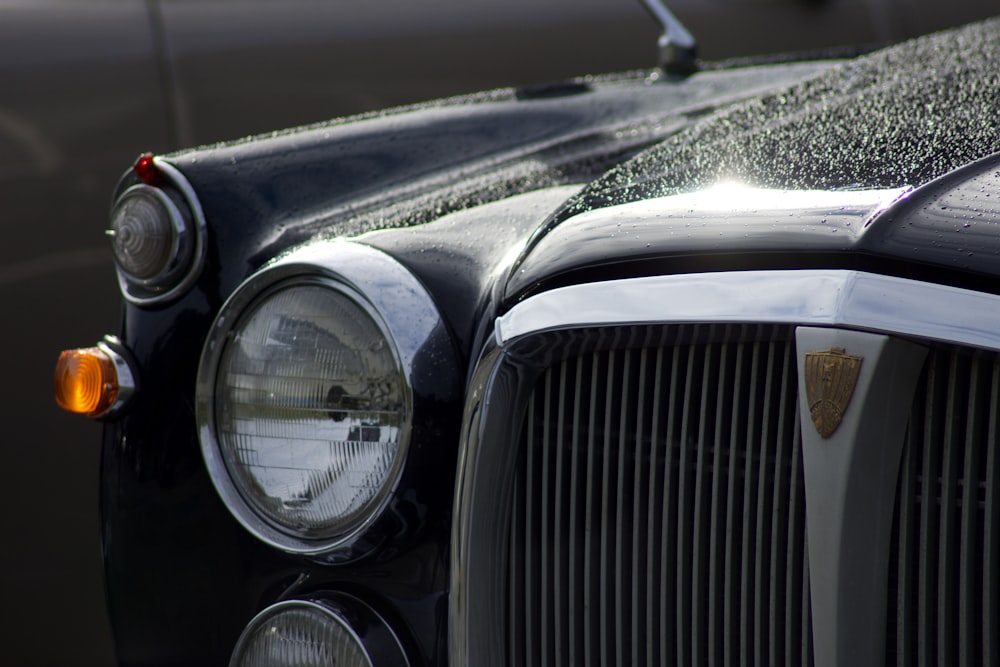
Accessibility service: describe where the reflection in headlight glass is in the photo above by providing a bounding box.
[215,284,405,540]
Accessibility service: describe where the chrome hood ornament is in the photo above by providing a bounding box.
[639,0,698,73]
[804,347,863,438]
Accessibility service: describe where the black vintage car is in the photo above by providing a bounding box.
[58,7,1000,666]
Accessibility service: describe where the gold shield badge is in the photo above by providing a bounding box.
[804,347,863,438]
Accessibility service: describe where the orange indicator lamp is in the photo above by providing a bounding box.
[54,338,136,418]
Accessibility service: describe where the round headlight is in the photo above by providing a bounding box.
[230,600,372,667]
[199,240,456,558]
[230,595,410,667]
[216,281,407,542]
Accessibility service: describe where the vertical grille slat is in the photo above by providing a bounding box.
[566,356,583,667]
[724,334,748,667]
[985,363,1000,667]
[891,408,918,665]
[509,415,525,665]
[540,369,553,667]
[936,355,963,665]
[753,339,778,667]
[785,404,809,667]
[958,355,983,666]
[675,339,698,667]
[768,341,794,667]
[645,346,666,667]
[508,324,810,667]
[691,338,718,667]
[614,349,632,667]
[917,355,942,667]
[740,340,763,667]
[660,346,682,666]
[599,349,616,666]
[522,396,537,667]
[888,347,1000,667]
[630,347,650,667]
[706,336,732,667]
[553,363,568,667]
[583,351,601,667]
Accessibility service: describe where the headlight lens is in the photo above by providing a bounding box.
[215,282,406,541]
[230,600,372,667]
[198,240,456,558]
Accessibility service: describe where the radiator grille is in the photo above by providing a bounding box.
[888,346,1000,666]
[507,324,813,667]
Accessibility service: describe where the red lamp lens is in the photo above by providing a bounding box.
[133,152,163,185]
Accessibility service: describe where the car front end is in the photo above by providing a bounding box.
[57,14,1000,666]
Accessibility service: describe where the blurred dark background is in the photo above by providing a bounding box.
[1,0,995,664]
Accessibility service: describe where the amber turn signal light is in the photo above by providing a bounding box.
[55,338,137,419]
[55,347,119,417]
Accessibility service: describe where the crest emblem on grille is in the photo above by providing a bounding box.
[804,347,863,438]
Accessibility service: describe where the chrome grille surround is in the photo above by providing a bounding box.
[452,269,1000,667]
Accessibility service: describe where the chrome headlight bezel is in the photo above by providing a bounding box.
[197,240,455,560]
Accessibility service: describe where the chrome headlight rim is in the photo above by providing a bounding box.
[197,240,454,560]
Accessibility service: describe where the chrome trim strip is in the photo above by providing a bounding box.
[497,269,1000,352]
[117,157,207,305]
[196,239,453,559]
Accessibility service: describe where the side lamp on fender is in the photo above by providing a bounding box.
[55,336,137,419]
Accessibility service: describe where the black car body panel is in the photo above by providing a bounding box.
[94,15,1000,667]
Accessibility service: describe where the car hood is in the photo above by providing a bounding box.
[555,16,1000,218]
[156,58,838,315]
[504,16,1000,306]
